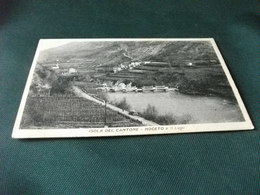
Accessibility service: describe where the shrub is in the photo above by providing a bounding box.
[142,104,158,121]
[141,104,192,125]
[115,98,131,111]
[156,114,176,125]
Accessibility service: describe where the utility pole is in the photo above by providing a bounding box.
[104,100,107,127]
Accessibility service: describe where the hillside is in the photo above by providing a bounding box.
[28,64,57,95]
[38,41,217,66]
[36,40,236,101]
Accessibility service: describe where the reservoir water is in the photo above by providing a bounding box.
[106,91,244,124]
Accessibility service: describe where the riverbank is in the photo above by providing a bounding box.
[178,87,237,103]
[106,91,245,124]
[72,86,159,126]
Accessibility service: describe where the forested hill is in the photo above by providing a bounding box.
[38,41,218,66]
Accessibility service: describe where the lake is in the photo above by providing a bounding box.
[106,91,244,124]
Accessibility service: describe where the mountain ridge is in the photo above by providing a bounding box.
[38,41,218,67]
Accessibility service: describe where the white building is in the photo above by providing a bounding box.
[51,63,59,70]
[68,68,77,74]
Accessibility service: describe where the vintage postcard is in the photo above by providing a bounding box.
[12,38,254,138]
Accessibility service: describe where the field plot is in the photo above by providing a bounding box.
[21,96,141,129]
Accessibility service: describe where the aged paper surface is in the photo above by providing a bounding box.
[12,38,254,138]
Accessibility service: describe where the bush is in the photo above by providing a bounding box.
[50,77,71,95]
[156,114,176,125]
[115,98,131,111]
[142,104,158,121]
[141,104,192,125]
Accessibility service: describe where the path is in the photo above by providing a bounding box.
[123,49,134,60]
[72,86,158,126]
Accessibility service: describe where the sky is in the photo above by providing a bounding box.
[38,39,74,51]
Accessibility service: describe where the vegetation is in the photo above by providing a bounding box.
[108,64,236,101]
[141,104,192,125]
[50,77,71,95]
[113,98,131,111]
[36,41,238,102]
[96,91,109,102]
[20,96,141,128]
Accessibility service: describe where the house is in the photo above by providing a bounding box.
[113,67,122,73]
[142,86,155,92]
[51,63,59,70]
[118,83,126,90]
[68,68,77,74]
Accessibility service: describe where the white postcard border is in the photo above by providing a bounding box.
[12,38,254,138]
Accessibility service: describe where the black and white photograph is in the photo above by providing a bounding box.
[12,38,253,138]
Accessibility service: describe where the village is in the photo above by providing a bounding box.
[45,59,180,95]
[97,82,178,93]
[21,40,244,130]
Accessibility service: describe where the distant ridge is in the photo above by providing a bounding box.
[38,41,217,67]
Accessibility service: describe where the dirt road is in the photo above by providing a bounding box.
[72,86,158,126]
